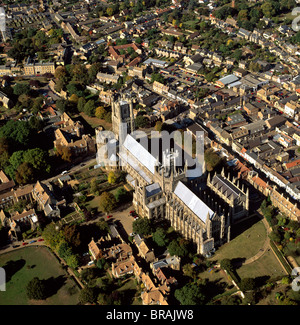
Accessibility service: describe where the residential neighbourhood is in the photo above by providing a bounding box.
[0,0,300,311]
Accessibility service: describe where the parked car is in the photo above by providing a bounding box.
[106,215,112,219]
[37,238,44,242]
[12,245,20,248]
[22,242,28,246]
[29,240,36,244]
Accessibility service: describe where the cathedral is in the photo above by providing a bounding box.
[97,94,250,256]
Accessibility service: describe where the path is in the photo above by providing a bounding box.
[242,216,271,265]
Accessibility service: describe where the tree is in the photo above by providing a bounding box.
[84,100,95,117]
[54,66,68,81]
[23,148,50,174]
[42,223,64,250]
[90,177,99,194]
[132,218,152,236]
[96,257,106,270]
[26,277,46,300]
[65,254,79,269]
[204,149,222,172]
[174,282,206,305]
[239,278,256,291]
[135,115,148,129]
[107,171,117,184]
[167,239,188,257]
[95,106,107,119]
[220,258,234,273]
[63,224,81,248]
[115,187,130,203]
[0,120,32,148]
[154,121,163,132]
[77,97,86,113]
[13,83,30,96]
[79,287,97,304]
[58,241,73,260]
[15,162,35,184]
[71,64,88,84]
[182,264,197,279]
[261,1,275,18]
[238,9,248,21]
[151,73,165,84]
[99,191,117,213]
[106,7,114,17]
[152,227,168,247]
[0,137,10,170]
[56,99,68,113]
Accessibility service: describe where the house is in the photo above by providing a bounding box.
[215,74,239,88]
[0,91,12,108]
[24,57,55,75]
[284,100,300,118]
[133,234,155,263]
[32,181,62,218]
[265,115,286,130]
[53,113,96,157]
[96,72,119,84]
[111,255,138,278]
[233,68,248,78]
[186,122,208,139]
[237,28,251,40]
[226,113,247,128]
[0,171,15,194]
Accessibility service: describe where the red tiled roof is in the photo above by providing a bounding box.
[285,159,300,170]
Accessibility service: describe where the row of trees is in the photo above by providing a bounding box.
[261,198,300,258]
[42,223,81,269]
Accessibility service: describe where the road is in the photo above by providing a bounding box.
[0,237,45,255]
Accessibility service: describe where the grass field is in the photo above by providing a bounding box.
[211,218,286,279]
[212,218,267,262]
[0,246,80,305]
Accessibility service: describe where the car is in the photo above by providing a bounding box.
[22,242,28,246]
[61,170,68,175]
[83,252,89,257]
[129,232,136,237]
[12,245,20,248]
[134,216,139,220]
[129,210,135,214]
[29,240,36,244]
[37,238,44,242]
[106,215,112,219]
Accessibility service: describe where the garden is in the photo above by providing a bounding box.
[71,167,132,219]
[0,246,80,305]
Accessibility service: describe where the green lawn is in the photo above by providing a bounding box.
[211,218,286,279]
[0,246,80,305]
[212,219,267,262]
[237,251,287,279]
